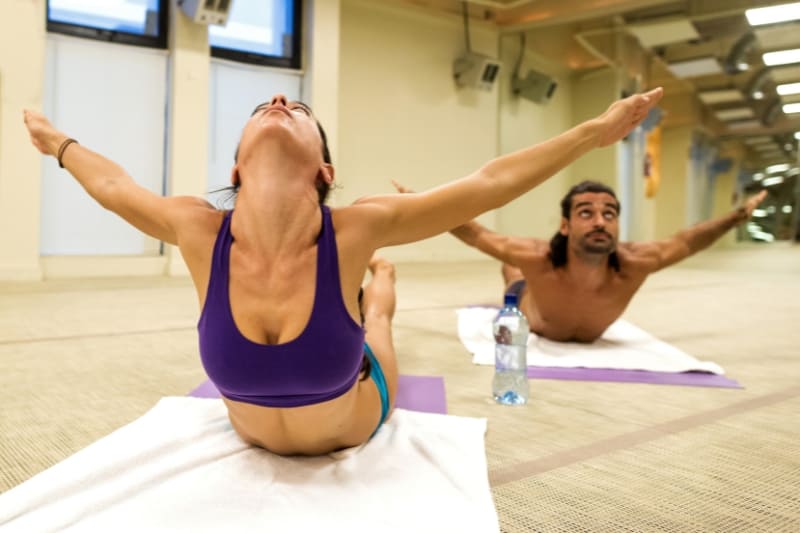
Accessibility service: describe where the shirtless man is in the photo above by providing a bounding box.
[395,180,766,343]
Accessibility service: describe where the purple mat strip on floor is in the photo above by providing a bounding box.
[189,375,448,414]
[526,366,742,388]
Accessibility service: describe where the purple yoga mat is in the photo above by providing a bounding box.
[526,366,742,388]
[189,374,448,414]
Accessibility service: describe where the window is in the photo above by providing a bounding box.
[209,0,301,68]
[47,0,168,49]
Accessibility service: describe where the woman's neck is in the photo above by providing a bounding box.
[232,172,321,256]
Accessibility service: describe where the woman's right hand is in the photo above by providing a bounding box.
[23,109,66,157]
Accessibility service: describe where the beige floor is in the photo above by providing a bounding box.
[1,243,798,532]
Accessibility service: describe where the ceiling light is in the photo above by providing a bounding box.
[753,173,765,180]
[698,89,744,104]
[783,102,800,113]
[752,90,765,100]
[627,19,699,48]
[715,108,755,121]
[767,163,790,173]
[667,57,723,78]
[751,208,768,217]
[763,48,800,66]
[783,205,794,213]
[746,3,800,26]
[749,230,775,242]
[777,82,800,95]
[762,176,785,186]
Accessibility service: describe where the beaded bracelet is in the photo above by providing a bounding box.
[57,138,79,168]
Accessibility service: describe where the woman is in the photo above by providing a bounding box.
[23,88,662,455]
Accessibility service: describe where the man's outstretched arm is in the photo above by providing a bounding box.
[391,180,537,265]
[632,190,767,271]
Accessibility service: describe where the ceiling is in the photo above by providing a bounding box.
[390,0,800,169]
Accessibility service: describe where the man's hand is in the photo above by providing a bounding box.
[594,87,663,147]
[391,180,415,194]
[742,190,768,217]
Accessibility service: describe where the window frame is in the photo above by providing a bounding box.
[46,0,169,50]
[209,0,302,69]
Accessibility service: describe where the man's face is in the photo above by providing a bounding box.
[560,192,620,255]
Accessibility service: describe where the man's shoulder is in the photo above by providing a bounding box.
[517,238,552,262]
[616,241,660,271]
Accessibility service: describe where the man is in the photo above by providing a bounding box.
[394,180,766,343]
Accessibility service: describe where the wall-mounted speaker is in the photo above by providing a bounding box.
[512,69,557,104]
[453,52,502,91]
[177,0,233,26]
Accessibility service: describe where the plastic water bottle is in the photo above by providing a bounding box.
[492,293,530,405]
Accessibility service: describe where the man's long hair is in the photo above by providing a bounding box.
[548,181,621,270]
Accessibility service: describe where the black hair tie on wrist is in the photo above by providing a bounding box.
[57,138,78,168]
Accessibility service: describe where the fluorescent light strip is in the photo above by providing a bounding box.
[777,82,800,95]
[746,2,800,26]
[783,102,800,113]
[762,176,785,186]
[767,163,790,173]
[763,48,800,66]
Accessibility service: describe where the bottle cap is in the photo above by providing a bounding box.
[503,293,517,307]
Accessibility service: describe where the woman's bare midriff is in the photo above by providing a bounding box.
[222,378,383,456]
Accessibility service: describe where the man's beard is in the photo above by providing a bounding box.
[578,230,616,254]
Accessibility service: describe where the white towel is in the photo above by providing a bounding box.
[0,397,498,533]
[457,307,724,374]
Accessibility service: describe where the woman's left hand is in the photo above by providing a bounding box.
[23,109,66,156]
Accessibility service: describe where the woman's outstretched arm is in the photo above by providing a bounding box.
[352,87,663,248]
[24,109,213,246]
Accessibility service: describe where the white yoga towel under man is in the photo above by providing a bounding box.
[457,307,724,374]
[0,397,498,533]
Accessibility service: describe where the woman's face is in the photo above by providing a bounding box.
[237,94,325,170]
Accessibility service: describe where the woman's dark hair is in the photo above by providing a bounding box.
[548,180,621,270]
[218,104,333,206]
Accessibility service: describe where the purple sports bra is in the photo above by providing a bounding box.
[198,206,366,408]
